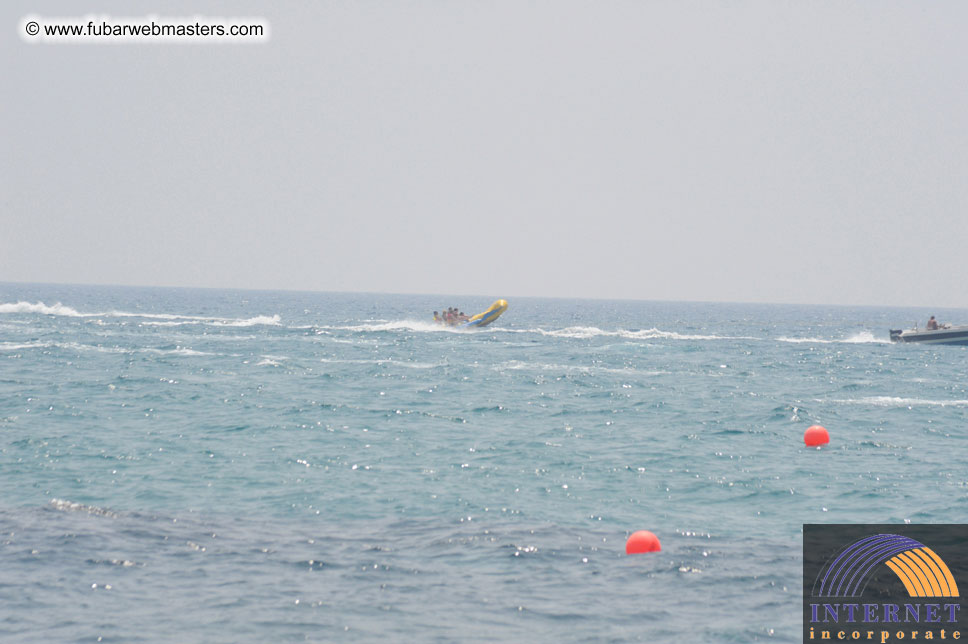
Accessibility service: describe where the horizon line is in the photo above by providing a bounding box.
[1,280,965,313]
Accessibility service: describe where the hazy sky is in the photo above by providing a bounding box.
[3,1,967,306]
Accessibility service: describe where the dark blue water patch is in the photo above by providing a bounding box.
[1,502,803,642]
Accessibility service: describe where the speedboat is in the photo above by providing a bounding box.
[889,325,968,345]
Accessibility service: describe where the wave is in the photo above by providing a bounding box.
[139,320,203,327]
[143,347,214,357]
[0,341,128,354]
[49,498,118,518]
[495,360,664,376]
[220,314,281,327]
[0,341,214,357]
[136,313,281,327]
[0,301,89,317]
[319,357,441,369]
[0,341,50,352]
[524,326,750,341]
[255,354,289,366]
[828,396,968,408]
[0,301,281,327]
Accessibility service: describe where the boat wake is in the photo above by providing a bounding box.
[0,301,281,327]
[310,318,776,341]
[313,320,753,340]
[0,301,90,317]
[2,301,894,345]
[0,340,217,357]
[140,315,281,327]
[316,320,470,334]
[777,331,888,344]
[827,396,968,408]
[520,326,752,341]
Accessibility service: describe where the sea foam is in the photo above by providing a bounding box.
[777,331,888,344]
[0,301,281,327]
[830,396,968,408]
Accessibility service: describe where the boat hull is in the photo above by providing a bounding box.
[890,326,968,345]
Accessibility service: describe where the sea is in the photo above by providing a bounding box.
[1,283,966,643]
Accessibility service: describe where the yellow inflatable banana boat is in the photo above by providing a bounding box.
[462,299,508,328]
[435,300,508,328]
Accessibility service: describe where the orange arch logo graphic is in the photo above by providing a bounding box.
[813,533,960,598]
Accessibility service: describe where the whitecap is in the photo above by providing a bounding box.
[494,360,650,375]
[212,315,282,327]
[319,357,441,369]
[139,320,203,327]
[49,498,118,518]
[0,301,89,317]
[33,342,130,354]
[0,341,51,351]
[827,396,968,408]
[0,301,282,328]
[527,326,748,341]
[143,347,213,357]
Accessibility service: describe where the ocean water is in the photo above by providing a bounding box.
[1,284,966,643]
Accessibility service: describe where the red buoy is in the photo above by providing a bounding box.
[625,530,661,554]
[804,425,829,447]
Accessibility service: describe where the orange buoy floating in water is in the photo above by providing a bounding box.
[625,530,661,554]
[804,425,829,447]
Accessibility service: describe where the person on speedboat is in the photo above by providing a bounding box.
[925,316,951,330]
